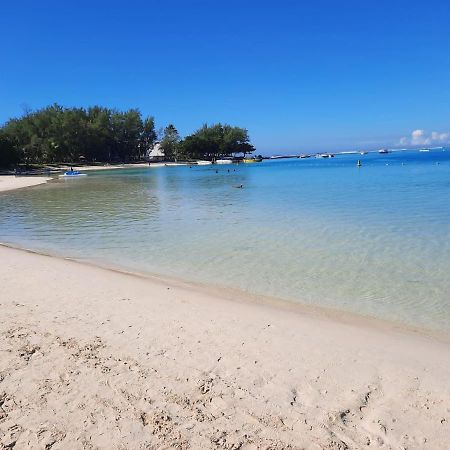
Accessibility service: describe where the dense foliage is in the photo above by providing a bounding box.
[0,105,255,167]
[0,104,157,166]
[160,124,182,161]
[180,124,255,160]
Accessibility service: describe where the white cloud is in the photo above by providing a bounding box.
[412,129,424,140]
[399,129,450,146]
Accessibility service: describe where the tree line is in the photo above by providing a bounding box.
[0,104,255,167]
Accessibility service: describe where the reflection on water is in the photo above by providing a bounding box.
[1,151,450,332]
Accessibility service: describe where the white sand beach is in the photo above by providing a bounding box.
[0,176,51,193]
[0,244,449,449]
[69,163,150,171]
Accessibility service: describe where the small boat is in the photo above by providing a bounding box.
[243,157,262,163]
[419,148,430,152]
[164,162,190,166]
[59,170,86,178]
[317,153,334,158]
[196,160,212,165]
[215,159,233,164]
[378,148,389,154]
[360,151,368,155]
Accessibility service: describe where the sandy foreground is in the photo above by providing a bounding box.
[0,246,449,449]
[0,176,51,193]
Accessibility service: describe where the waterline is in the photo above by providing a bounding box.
[1,150,449,332]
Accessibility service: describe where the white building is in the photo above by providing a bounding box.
[147,142,165,162]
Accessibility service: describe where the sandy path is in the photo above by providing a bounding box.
[0,245,449,449]
[0,176,51,193]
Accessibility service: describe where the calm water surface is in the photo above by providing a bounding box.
[1,150,450,332]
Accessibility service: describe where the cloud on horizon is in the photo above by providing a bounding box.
[400,129,450,146]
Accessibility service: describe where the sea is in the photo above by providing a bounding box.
[1,149,449,333]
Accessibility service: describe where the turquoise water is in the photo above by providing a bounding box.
[1,150,450,332]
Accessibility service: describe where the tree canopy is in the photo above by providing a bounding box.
[180,124,255,161]
[0,104,156,166]
[0,105,255,167]
[160,124,181,161]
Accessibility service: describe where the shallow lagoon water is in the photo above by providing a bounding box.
[1,150,450,332]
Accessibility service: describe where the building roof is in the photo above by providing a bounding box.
[148,142,164,158]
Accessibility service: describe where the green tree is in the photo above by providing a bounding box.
[110,109,143,161]
[0,104,255,167]
[86,106,113,162]
[140,117,157,159]
[160,124,181,161]
[0,132,20,167]
[180,123,255,160]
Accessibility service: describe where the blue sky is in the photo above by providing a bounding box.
[1,0,450,153]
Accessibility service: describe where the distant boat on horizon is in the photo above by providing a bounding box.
[269,155,293,159]
[378,148,389,154]
[243,156,263,163]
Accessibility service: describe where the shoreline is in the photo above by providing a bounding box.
[0,163,151,193]
[0,175,52,193]
[2,241,448,343]
[0,244,449,448]
[68,162,150,171]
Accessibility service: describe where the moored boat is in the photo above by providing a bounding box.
[59,170,86,178]
[243,156,263,163]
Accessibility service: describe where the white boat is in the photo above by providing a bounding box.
[59,170,86,178]
[419,148,430,152]
[196,160,212,165]
[164,162,190,166]
[378,148,389,154]
[215,159,233,164]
